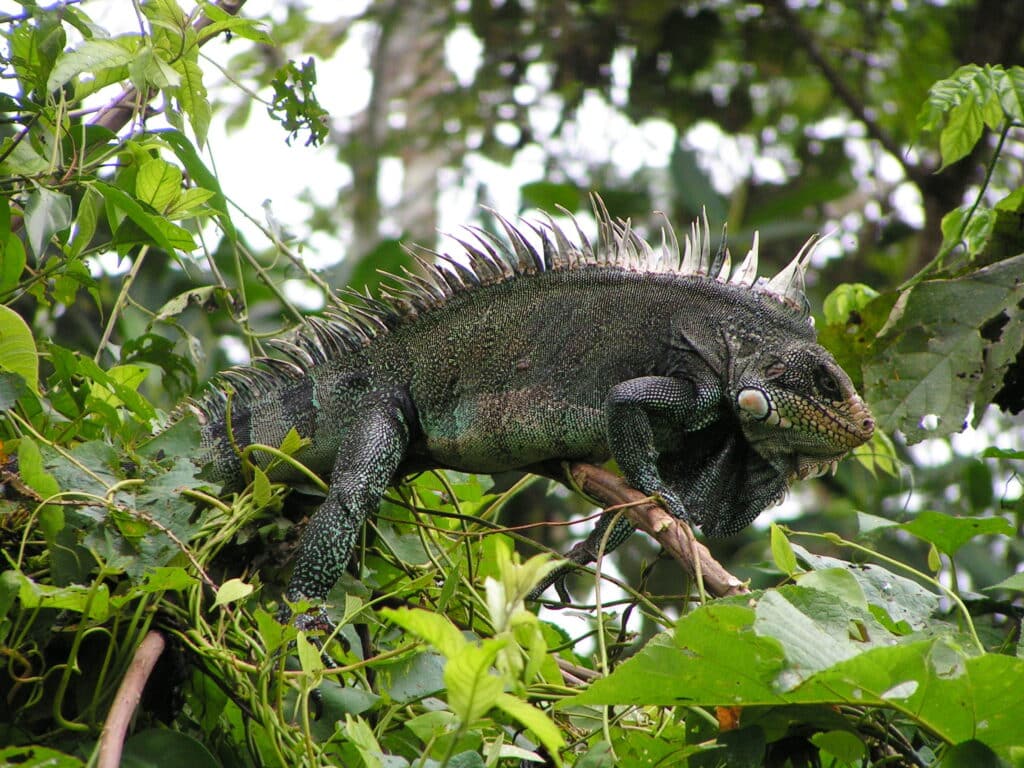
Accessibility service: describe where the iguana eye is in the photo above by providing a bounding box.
[765,361,786,379]
[815,366,841,400]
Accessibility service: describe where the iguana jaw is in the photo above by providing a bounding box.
[735,367,875,481]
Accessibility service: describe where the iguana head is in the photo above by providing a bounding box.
[733,342,875,481]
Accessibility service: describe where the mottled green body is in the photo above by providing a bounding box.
[193,209,874,617]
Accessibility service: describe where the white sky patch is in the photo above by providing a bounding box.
[445,25,483,87]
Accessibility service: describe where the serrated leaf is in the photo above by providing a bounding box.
[383,606,467,658]
[24,186,72,260]
[996,65,1024,122]
[0,304,39,395]
[940,94,984,168]
[46,39,134,92]
[279,427,305,456]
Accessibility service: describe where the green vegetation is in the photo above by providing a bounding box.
[2,2,1024,766]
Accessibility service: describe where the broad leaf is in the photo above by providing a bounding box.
[24,186,72,260]
[46,38,134,93]
[0,305,39,394]
[864,253,1024,443]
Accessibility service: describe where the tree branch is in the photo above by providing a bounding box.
[97,630,166,768]
[766,0,930,187]
[534,462,749,600]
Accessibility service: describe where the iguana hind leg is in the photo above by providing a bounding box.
[529,511,635,602]
[281,388,414,630]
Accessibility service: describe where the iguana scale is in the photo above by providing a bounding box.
[188,200,875,624]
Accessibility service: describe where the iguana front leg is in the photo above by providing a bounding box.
[281,389,414,631]
[532,376,721,601]
[604,375,720,520]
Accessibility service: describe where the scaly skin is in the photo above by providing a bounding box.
[188,205,874,622]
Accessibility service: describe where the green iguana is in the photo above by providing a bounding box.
[187,200,875,628]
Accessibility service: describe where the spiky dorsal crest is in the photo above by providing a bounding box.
[193,196,819,411]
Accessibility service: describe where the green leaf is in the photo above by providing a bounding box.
[0,746,83,768]
[995,65,1024,122]
[444,641,506,724]
[0,304,40,395]
[520,181,582,212]
[141,566,197,593]
[864,253,1024,443]
[981,446,1024,460]
[136,157,183,213]
[1,235,26,296]
[792,546,940,631]
[24,186,72,260]
[121,728,219,768]
[46,38,134,93]
[95,180,196,253]
[852,429,899,477]
[296,630,325,674]
[174,57,210,148]
[196,4,273,44]
[157,129,236,239]
[251,466,272,507]
[213,577,254,607]
[984,572,1024,594]
[940,94,984,168]
[494,692,566,762]
[901,511,1015,557]
[810,731,867,764]
[67,185,103,259]
[822,282,880,326]
[770,523,798,577]
[939,204,996,260]
[383,606,467,658]
[342,715,385,768]
[570,602,1024,752]
[0,137,50,176]
[938,740,1002,768]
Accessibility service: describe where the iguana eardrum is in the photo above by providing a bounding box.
[188,200,874,625]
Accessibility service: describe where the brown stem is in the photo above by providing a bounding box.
[548,462,749,599]
[97,630,166,768]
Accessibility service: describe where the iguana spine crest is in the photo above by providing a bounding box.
[191,198,820,422]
